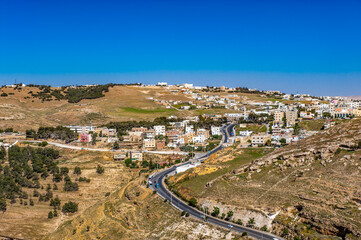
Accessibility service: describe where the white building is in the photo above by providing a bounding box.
[183,83,194,89]
[239,130,252,137]
[185,125,194,134]
[251,133,271,147]
[211,126,222,136]
[154,125,166,136]
[192,135,206,143]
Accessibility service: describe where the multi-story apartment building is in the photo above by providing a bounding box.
[285,109,298,127]
[273,110,284,125]
[154,125,166,136]
[143,138,156,149]
[251,133,271,147]
[211,126,222,136]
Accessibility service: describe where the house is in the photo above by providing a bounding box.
[353,108,361,117]
[166,130,181,142]
[67,125,96,134]
[300,111,314,119]
[113,150,127,161]
[143,138,156,149]
[156,141,165,150]
[130,151,143,161]
[192,135,206,143]
[79,133,92,143]
[97,127,117,137]
[251,133,271,147]
[239,130,252,137]
[211,126,222,136]
[197,128,210,139]
[185,125,194,134]
[145,129,156,139]
[154,125,166,136]
[131,127,147,133]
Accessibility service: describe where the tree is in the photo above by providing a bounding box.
[188,198,197,207]
[60,167,69,176]
[62,201,78,213]
[0,146,6,160]
[39,141,48,147]
[0,198,7,212]
[124,158,132,167]
[48,211,53,219]
[29,199,34,206]
[293,123,300,135]
[74,166,81,175]
[248,217,255,226]
[64,180,79,191]
[226,211,234,220]
[50,196,61,209]
[280,138,286,146]
[91,133,97,145]
[96,165,104,174]
[113,141,119,150]
[212,206,220,217]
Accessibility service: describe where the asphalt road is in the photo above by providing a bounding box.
[150,124,282,240]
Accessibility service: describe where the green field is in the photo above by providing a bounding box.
[176,148,271,197]
[236,124,267,134]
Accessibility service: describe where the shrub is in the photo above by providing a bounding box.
[96,165,104,174]
[212,207,220,217]
[188,198,197,207]
[64,181,79,191]
[73,166,81,175]
[62,201,78,213]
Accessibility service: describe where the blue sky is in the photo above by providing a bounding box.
[0,0,360,95]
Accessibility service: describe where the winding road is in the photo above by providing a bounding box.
[150,124,282,240]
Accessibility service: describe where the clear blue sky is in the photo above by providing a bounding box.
[0,0,360,95]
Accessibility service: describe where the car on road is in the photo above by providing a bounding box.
[155,183,159,189]
[227,224,233,228]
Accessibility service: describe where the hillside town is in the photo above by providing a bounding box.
[1,83,360,167]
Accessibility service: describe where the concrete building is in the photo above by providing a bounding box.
[197,128,210,139]
[185,125,194,134]
[143,138,156,148]
[251,133,271,147]
[273,110,284,125]
[79,133,92,143]
[130,151,143,161]
[211,126,222,136]
[131,127,147,133]
[154,125,166,136]
[285,109,298,127]
[113,150,128,161]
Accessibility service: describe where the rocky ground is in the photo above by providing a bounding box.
[170,119,361,240]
